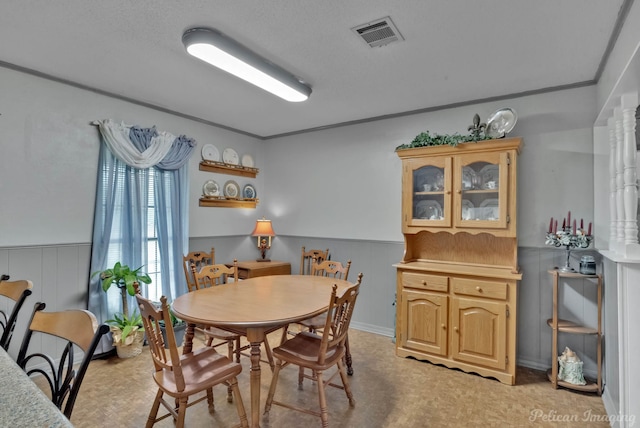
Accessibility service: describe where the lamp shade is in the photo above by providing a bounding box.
[182,27,311,102]
[251,219,275,237]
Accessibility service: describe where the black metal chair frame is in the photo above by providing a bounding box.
[0,279,33,350]
[16,302,109,419]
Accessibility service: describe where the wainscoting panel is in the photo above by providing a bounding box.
[2,240,608,375]
[0,244,92,359]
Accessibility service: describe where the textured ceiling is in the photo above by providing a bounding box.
[0,1,628,138]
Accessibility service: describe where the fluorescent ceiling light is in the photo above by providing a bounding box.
[182,27,311,102]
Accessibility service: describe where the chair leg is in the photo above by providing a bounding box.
[344,333,353,375]
[176,397,188,428]
[262,337,275,372]
[278,324,290,345]
[337,359,355,406]
[206,387,215,414]
[264,361,283,414]
[226,340,235,403]
[298,365,305,388]
[315,370,329,428]
[230,377,249,428]
[235,338,242,363]
[146,389,163,428]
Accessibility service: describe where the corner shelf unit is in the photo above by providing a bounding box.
[199,161,258,178]
[546,269,602,395]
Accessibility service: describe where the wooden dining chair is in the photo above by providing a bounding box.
[264,273,362,427]
[135,293,248,428]
[16,302,109,419]
[299,259,356,379]
[0,279,33,350]
[311,258,351,280]
[300,246,330,275]
[182,247,215,292]
[191,261,277,373]
[296,259,351,334]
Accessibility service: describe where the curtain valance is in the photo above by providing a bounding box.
[93,119,196,170]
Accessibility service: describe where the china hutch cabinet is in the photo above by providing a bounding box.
[394,138,522,385]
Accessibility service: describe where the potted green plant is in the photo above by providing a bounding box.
[92,262,151,358]
[157,305,187,348]
[94,262,152,318]
[105,311,145,358]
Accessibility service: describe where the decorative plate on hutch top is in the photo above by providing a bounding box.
[222,148,240,165]
[486,108,517,138]
[201,144,220,162]
[223,180,241,199]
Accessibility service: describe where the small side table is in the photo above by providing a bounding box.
[547,269,602,395]
[233,260,291,279]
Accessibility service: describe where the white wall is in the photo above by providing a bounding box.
[263,86,597,248]
[0,66,263,248]
[0,59,600,371]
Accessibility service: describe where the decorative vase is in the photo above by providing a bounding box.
[557,347,586,385]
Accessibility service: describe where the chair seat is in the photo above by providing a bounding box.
[153,347,242,397]
[298,312,326,330]
[272,331,344,371]
[202,325,241,340]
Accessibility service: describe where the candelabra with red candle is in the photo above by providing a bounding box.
[545,212,593,272]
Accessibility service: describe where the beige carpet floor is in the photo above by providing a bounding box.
[62,329,608,427]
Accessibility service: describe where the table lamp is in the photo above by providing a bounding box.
[251,218,275,262]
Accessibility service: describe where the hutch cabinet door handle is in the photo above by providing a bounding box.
[441,324,446,329]
[454,326,459,332]
[476,286,482,292]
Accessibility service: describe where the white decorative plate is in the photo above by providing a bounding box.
[223,180,240,199]
[479,198,499,220]
[461,199,475,220]
[241,154,255,168]
[479,164,499,189]
[486,108,517,139]
[202,179,220,197]
[415,200,443,220]
[417,167,444,192]
[222,148,239,165]
[243,184,256,199]
[461,166,478,190]
[201,144,220,162]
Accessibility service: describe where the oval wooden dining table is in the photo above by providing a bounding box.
[171,274,352,428]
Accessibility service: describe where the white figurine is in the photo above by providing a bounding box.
[557,347,586,385]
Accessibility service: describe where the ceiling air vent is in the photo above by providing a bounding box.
[352,16,404,48]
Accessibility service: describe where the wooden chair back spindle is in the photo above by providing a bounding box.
[300,246,330,275]
[183,248,215,292]
[311,259,351,281]
[191,260,238,289]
